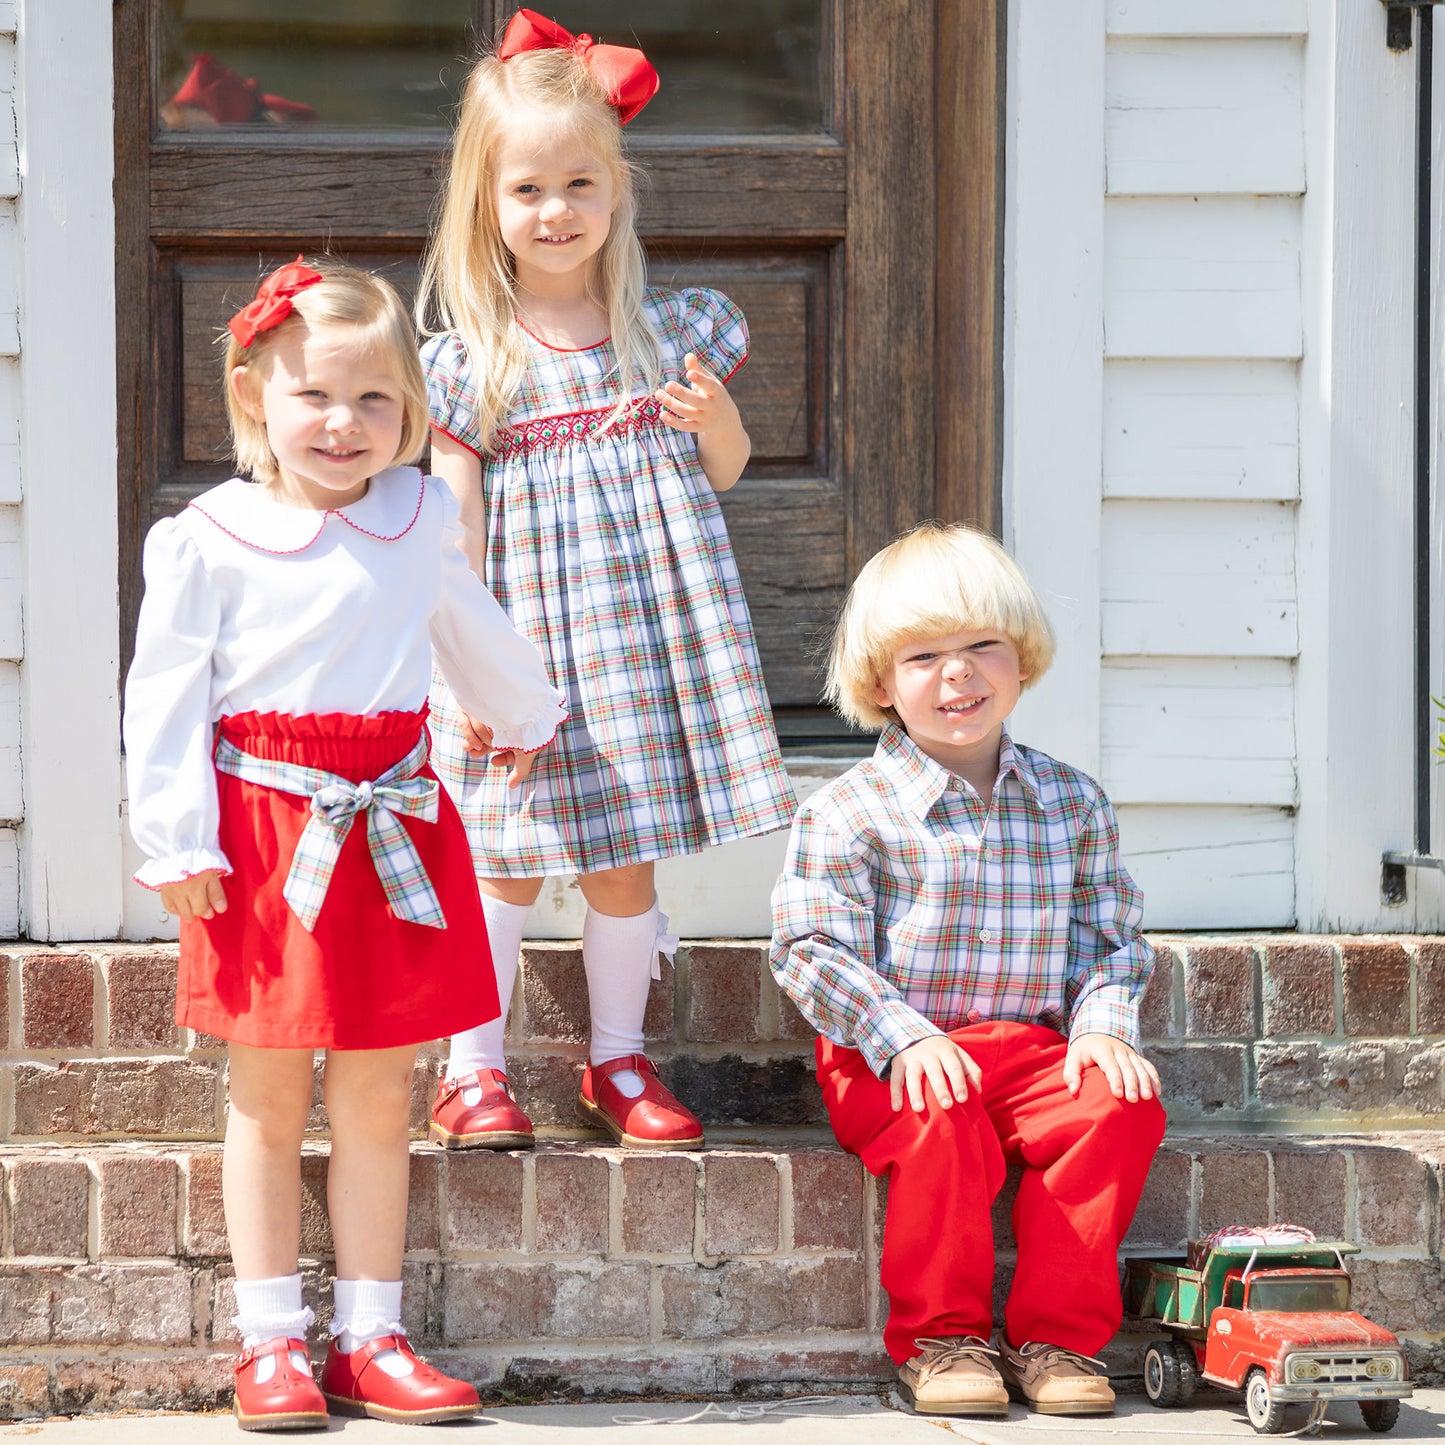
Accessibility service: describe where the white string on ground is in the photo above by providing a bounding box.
[611,1395,854,1426]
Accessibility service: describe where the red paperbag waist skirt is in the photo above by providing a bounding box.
[178,709,497,1051]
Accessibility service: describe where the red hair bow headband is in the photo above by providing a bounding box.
[498,9,659,125]
[228,256,324,347]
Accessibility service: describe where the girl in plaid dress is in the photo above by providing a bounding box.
[124,259,566,1430]
[417,11,795,1151]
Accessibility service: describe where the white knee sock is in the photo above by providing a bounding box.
[233,1274,313,1381]
[582,900,674,1099]
[446,895,532,1101]
[332,1278,413,1378]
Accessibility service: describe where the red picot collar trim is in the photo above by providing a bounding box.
[187,467,427,555]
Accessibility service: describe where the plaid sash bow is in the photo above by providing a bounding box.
[214,733,446,932]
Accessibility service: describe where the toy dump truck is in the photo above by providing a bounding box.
[1123,1231,1411,1434]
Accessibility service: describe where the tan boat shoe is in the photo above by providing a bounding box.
[996,1336,1115,1415]
[896,1336,1010,1417]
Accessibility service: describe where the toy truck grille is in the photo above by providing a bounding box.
[1283,1351,1402,1385]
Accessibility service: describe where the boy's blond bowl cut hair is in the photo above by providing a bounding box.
[224,258,430,486]
[826,522,1057,731]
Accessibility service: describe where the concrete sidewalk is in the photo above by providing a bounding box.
[4,1390,1444,1443]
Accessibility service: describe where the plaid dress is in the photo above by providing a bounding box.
[422,287,795,876]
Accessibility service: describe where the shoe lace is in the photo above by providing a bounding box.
[1017,1341,1106,1374]
[913,1335,999,1372]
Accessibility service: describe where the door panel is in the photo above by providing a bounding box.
[117,0,1000,730]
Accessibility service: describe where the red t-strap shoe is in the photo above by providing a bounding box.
[232,1336,328,1431]
[578,1053,705,1148]
[319,1334,480,1424]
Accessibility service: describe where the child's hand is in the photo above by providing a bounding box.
[488,746,536,789]
[460,712,494,758]
[159,869,228,921]
[655,351,742,440]
[1063,1033,1160,1102]
[462,712,538,787]
[889,1035,983,1113]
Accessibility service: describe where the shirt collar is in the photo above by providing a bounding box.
[872,722,1041,820]
[187,466,426,555]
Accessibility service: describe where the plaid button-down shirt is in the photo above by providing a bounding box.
[770,724,1153,1077]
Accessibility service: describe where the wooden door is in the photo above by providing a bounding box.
[115,1,1001,740]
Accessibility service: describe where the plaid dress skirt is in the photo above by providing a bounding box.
[179,710,498,1049]
[423,288,796,877]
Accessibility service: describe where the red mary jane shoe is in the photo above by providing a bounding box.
[319,1333,480,1425]
[232,1336,328,1432]
[430,1069,534,1150]
[577,1053,705,1149]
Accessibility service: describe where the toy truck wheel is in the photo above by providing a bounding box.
[1359,1399,1400,1433]
[1172,1340,1199,1403]
[1143,1341,1195,1407]
[1244,1368,1288,1434]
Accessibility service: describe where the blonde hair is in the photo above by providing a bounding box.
[826,522,1056,730]
[224,258,429,486]
[415,45,661,452]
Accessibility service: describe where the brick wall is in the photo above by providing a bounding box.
[1,937,1443,1416]
[1145,936,1445,1126]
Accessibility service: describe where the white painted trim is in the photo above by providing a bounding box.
[1293,0,1438,930]
[15,0,122,938]
[1002,0,1106,775]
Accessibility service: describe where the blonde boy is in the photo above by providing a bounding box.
[770,523,1164,1418]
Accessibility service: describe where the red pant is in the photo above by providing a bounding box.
[818,1021,1165,1364]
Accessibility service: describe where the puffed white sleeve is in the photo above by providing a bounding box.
[122,518,232,887]
[428,485,568,753]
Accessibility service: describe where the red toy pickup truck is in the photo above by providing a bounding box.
[1123,1228,1411,1434]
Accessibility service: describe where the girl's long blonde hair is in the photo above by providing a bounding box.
[416,46,661,452]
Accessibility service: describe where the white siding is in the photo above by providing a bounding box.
[0,32,15,199]
[1106,38,1305,196]
[1118,805,1296,929]
[1101,657,1296,806]
[1103,359,1299,501]
[1104,198,1302,359]
[1096,13,1305,927]
[1101,499,1298,658]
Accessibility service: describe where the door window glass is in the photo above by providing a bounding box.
[155,1,825,136]
[157,1,472,132]
[562,2,826,133]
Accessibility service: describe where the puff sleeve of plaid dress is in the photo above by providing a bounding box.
[768,724,1154,1078]
[421,287,796,878]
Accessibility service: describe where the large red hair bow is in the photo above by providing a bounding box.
[498,9,659,125]
[228,256,324,348]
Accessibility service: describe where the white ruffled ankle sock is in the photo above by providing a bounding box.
[233,1274,313,1382]
[447,895,532,1105]
[332,1278,413,1378]
[582,900,673,1099]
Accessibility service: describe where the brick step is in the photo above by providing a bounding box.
[0,940,820,1142]
[6,936,1445,1144]
[1,1131,1442,1418]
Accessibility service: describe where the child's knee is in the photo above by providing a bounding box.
[1090,1087,1166,1159]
